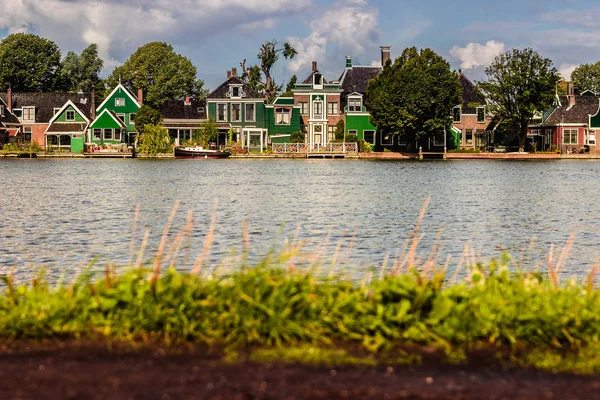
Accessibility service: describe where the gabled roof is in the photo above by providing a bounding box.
[0,97,20,125]
[338,66,381,109]
[544,95,600,125]
[0,92,93,123]
[207,76,263,99]
[47,99,90,126]
[96,83,140,111]
[302,70,330,85]
[45,100,90,134]
[90,108,127,129]
[457,74,485,113]
[160,98,207,120]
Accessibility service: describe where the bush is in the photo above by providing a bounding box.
[137,124,172,156]
[291,131,305,143]
[358,140,372,153]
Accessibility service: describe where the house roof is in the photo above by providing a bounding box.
[544,95,600,125]
[338,66,381,109]
[46,122,88,133]
[207,76,263,99]
[0,97,20,125]
[457,74,485,114]
[0,92,93,123]
[96,83,140,111]
[302,70,329,85]
[159,98,207,120]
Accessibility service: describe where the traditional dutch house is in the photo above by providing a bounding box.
[452,72,494,150]
[292,61,343,147]
[0,89,21,146]
[1,88,92,148]
[159,96,208,145]
[44,100,91,152]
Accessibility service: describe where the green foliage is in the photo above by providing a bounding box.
[137,124,171,156]
[477,48,560,152]
[196,118,218,147]
[571,63,600,94]
[358,140,372,153]
[290,131,305,143]
[345,134,358,143]
[367,47,461,147]
[282,75,297,97]
[134,105,163,134]
[107,42,205,108]
[59,44,104,92]
[0,33,62,91]
[335,120,345,141]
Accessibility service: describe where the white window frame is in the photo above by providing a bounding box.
[230,103,242,122]
[563,129,578,145]
[477,107,485,123]
[299,102,308,115]
[348,97,362,112]
[245,103,255,122]
[363,130,375,145]
[217,103,227,122]
[104,128,113,141]
[23,126,32,142]
[115,98,125,107]
[313,98,323,119]
[66,110,76,121]
[93,128,102,140]
[587,130,596,145]
[327,102,338,116]
[114,128,121,142]
[275,107,291,125]
[53,107,61,116]
[453,106,461,122]
[327,125,336,141]
[116,113,125,123]
[347,129,357,137]
[129,113,136,124]
[22,106,35,122]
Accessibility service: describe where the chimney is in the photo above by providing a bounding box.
[91,83,96,120]
[346,56,352,69]
[568,82,575,107]
[231,67,237,77]
[312,61,318,72]
[137,88,143,106]
[7,84,12,112]
[227,70,232,79]
[380,45,391,66]
[184,95,191,106]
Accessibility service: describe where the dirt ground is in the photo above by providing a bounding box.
[0,341,599,400]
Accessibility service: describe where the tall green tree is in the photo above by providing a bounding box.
[138,124,172,156]
[282,75,297,97]
[366,47,461,150]
[240,40,297,103]
[0,33,62,91]
[196,118,218,147]
[59,43,104,92]
[134,105,163,134]
[571,62,600,94]
[477,48,560,152]
[107,42,205,108]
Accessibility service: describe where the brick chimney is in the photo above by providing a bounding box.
[7,84,12,112]
[568,82,575,108]
[227,70,232,79]
[312,61,318,72]
[91,82,96,120]
[184,95,191,106]
[231,67,237,77]
[380,45,391,66]
[137,88,143,106]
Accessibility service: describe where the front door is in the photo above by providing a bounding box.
[311,124,325,149]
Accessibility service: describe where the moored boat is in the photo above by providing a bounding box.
[174,146,231,159]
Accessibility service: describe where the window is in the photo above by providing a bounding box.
[22,107,35,121]
[364,130,375,144]
[231,104,241,122]
[114,129,121,142]
[104,128,113,140]
[327,102,338,115]
[348,98,362,112]
[232,87,240,97]
[299,102,308,115]
[563,129,578,145]
[466,129,473,145]
[381,132,393,145]
[115,98,125,107]
[217,103,227,122]
[66,110,75,121]
[93,128,101,140]
[13,109,22,118]
[327,125,336,141]
[23,126,32,142]
[530,129,541,136]
[313,73,323,85]
[116,113,125,123]
[587,130,596,145]
[347,129,357,138]
[313,100,323,119]
[477,107,485,123]
[245,103,255,122]
[453,106,461,122]
[129,114,136,124]
[275,108,291,125]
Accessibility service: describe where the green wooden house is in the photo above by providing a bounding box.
[88,83,140,146]
[44,100,90,153]
[264,97,302,145]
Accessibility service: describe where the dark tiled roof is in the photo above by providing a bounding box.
[545,95,600,125]
[160,99,207,120]
[0,97,20,125]
[457,74,485,114]
[0,92,93,123]
[339,66,381,109]
[207,77,263,99]
[72,102,92,120]
[302,71,329,84]
[46,122,88,133]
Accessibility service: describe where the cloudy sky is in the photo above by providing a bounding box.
[0,0,598,90]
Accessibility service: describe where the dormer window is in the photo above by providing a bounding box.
[22,107,35,121]
[227,85,245,99]
[313,73,323,86]
[348,97,362,112]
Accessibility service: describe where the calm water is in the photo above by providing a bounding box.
[1,158,599,279]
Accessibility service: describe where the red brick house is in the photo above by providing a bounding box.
[452,73,494,150]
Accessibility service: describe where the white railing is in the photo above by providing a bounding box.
[272,142,358,154]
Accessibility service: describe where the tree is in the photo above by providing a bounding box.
[282,75,297,97]
[59,43,104,92]
[134,105,163,134]
[107,42,205,108]
[367,47,461,151]
[0,33,62,91]
[240,40,297,103]
[477,48,560,152]
[196,118,218,147]
[335,120,345,141]
[138,124,171,156]
[571,63,600,94]
[290,131,305,143]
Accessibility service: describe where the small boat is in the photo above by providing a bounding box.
[174,146,231,159]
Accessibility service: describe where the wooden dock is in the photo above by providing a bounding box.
[84,152,134,159]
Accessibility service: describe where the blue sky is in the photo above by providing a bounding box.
[1,0,599,90]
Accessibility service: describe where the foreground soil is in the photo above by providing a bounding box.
[0,342,599,400]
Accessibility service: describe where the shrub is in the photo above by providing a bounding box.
[358,140,372,153]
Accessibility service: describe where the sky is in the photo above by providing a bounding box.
[0,0,599,91]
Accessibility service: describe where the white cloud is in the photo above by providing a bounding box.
[0,0,312,74]
[286,0,380,74]
[558,63,579,81]
[449,40,505,70]
[540,9,600,28]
